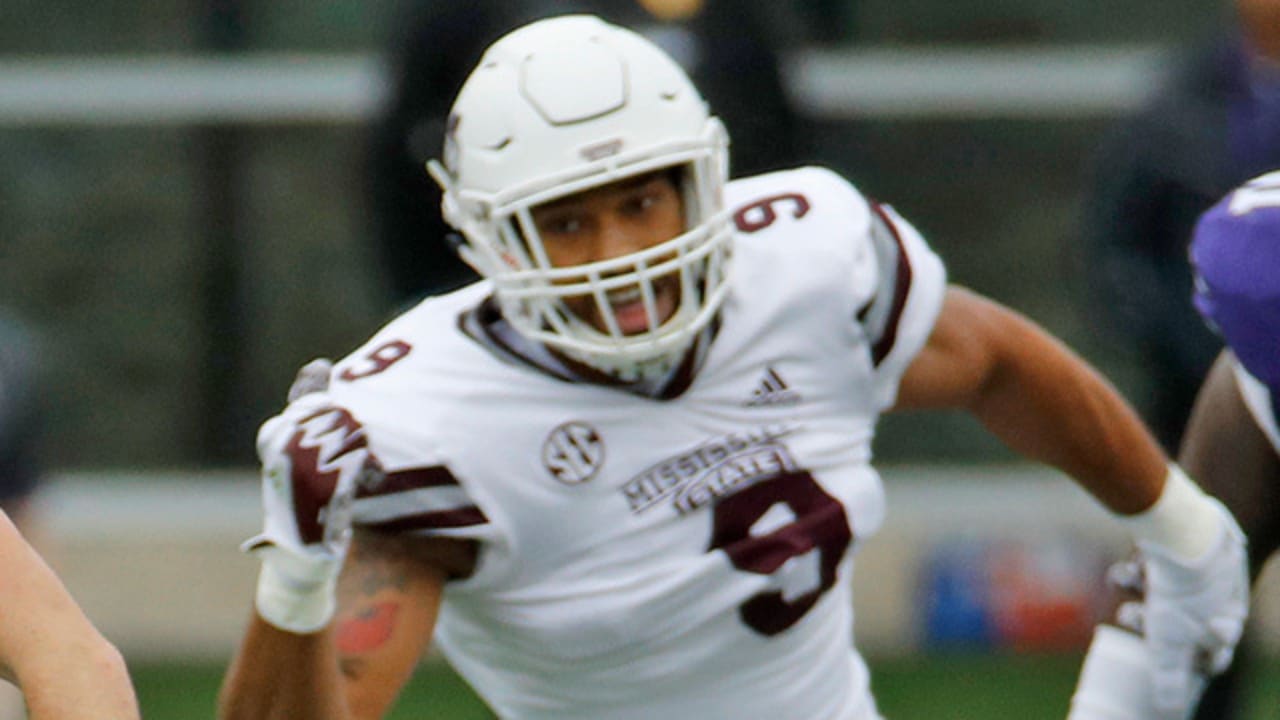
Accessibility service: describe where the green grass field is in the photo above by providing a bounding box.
[134,652,1280,718]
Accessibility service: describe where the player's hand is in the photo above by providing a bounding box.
[1136,498,1248,716]
[287,357,333,402]
[242,381,380,634]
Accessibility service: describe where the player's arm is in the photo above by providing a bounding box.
[896,286,1248,717]
[0,509,139,720]
[334,531,474,718]
[219,530,465,720]
[1180,351,1280,577]
[218,604,351,719]
[894,285,1166,512]
[217,392,371,720]
[219,363,478,720]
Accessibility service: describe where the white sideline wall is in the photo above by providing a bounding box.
[32,466,1280,662]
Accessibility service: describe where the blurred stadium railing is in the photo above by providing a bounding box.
[0,46,1169,125]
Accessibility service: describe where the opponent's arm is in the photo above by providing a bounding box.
[1179,351,1280,577]
[0,510,139,720]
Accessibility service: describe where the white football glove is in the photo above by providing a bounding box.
[243,360,379,634]
[1138,504,1247,715]
[1118,466,1249,717]
[287,358,334,402]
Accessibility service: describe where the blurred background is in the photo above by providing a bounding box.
[2,0,1278,717]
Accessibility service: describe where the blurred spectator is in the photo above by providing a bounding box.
[365,0,812,307]
[1080,0,1280,454]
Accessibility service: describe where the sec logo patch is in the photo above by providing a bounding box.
[542,421,605,485]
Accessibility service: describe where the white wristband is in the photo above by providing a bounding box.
[1116,464,1222,564]
[254,550,341,634]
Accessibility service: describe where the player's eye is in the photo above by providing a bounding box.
[622,191,658,216]
[539,214,583,236]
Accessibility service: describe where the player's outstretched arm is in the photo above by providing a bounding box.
[0,509,139,720]
[895,286,1248,718]
[894,285,1167,510]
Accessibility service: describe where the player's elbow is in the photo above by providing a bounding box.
[87,640,140,716]
[18,633,140,720]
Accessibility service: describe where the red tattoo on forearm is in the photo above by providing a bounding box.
[336,602,401,654]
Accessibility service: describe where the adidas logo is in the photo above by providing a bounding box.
[745,366,801,406]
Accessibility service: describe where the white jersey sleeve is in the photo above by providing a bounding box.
[726,166,947,411]
[859,200,948,408]
[300,290,500,545]
[253,397,494,543]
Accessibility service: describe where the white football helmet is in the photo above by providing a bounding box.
[428,14,732,381]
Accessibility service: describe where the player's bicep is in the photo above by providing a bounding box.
[334,530,462,720]
[892,286,1003,411]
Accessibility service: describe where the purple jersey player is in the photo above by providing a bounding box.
[1192,170,1280,388]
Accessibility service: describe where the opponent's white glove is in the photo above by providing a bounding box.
[1118,465,1249,717]
[243,359,380,634]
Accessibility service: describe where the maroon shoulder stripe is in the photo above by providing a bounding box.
[361,506,488,533]
[357,465,458,499]
[868,203,914,367]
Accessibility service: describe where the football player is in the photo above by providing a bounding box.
[0,508,140,719]
[218,15,1249,720]
[1070,170,1280,720]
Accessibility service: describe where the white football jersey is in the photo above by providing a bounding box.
[295,167,947,719]
[1232,358,1280,455]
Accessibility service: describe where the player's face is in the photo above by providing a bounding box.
[531,172,686,335]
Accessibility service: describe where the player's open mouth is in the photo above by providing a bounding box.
[608,283,677,335]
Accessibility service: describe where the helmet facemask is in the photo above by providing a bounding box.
[427,15,733,383]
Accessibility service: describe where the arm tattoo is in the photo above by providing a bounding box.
[337,601,402,655]
[336,535,414,670]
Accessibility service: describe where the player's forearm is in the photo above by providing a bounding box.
[0,513,140,719]
[218,614,351,720]
[969,311,1167,514]
[20,637,139,720]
